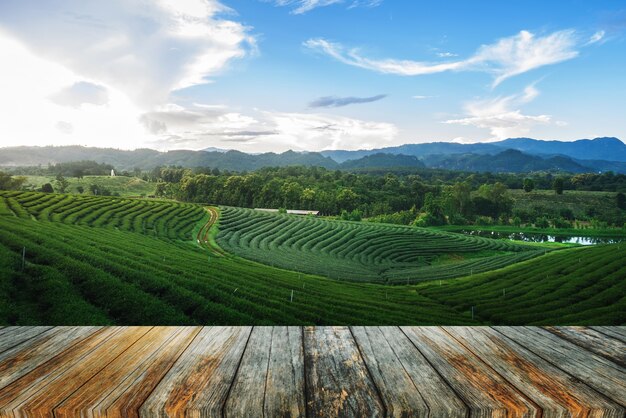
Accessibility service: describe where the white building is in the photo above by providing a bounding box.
[254,208,319,216]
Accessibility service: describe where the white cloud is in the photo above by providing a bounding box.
[268,0,382,14]
[0,34,155,149]
[55,121,74,135]
[586,30,606,45]
[262,111,397,150]
[412,95,432,99]
[0,0,255,106]
[139,103,397,151]
[49,82,109,108]
[0,1,257,151]
[444,84,553,139]
[305,29,584,86]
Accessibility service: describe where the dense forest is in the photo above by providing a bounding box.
[3,163,626,228]
[150,166,626,227]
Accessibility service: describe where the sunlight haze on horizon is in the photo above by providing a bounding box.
[0,0,625,152]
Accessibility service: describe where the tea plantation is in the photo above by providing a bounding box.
[0,191,623,325]
[217,207,545,283]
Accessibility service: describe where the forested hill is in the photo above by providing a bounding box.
[0,146,337,171]
[423,150,591,173]
[2,141,626,173]
[321,137,626,163]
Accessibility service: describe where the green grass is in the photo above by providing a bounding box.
[0,192,472,325]
[216,207,545,283]
[22,175,156,197]
[510,188,621,220]
[1,190,203,240]
[418,243,626,325]
[0,190,623,325]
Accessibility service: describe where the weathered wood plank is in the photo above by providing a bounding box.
[140,326,252,418]
[590,326,626,343]
[402,326,537,418]
[0,326,147,416]
[446,326,623,418]
[0,327,125,414]
[225,326,273,417]
[304,326,384,417]
[94,327,201,418]
[225,326,306,418]
[54,327,199,418]
[0,326,623,417]
[0,326,101,390]
[265,326,305,418]
[352,326,466,418]
[0,326,52,354]
[545,326,626,367]
[495,326,626,408]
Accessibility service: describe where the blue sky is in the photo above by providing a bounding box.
[0,0,624,152]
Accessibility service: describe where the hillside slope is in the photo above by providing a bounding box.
[217,207,543,283]
[0,191,623,325]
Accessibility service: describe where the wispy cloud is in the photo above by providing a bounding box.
[140,102,397,151]
[267,0,382,14]
[263,110,397,150]
[305,29,588,86]
[0,0,256,106]
[49,81,109,108]
[412,95,432,99]
[308,94,386,108]
[444,84,555,139]
[586,30,606,45]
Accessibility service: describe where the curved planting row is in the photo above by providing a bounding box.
[217,207,542,283]
[0,191,205,241]
[420,244,626,325]
[0,215,471,325]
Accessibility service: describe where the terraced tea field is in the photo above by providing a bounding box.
[0,191,472,325]
[420,243,626,324]
[0,191,205,240]
[217,207,545,283]
[0,191,623,325]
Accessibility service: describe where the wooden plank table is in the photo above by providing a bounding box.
[0,326,623,417]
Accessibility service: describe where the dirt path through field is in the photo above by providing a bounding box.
[196,206,226,256]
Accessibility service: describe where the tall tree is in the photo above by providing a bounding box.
[55,174,69,193]
[523,178,535,193]
[553,177,564,195]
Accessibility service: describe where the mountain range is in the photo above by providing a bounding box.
[1,137,625,174]
[320,137,626,163]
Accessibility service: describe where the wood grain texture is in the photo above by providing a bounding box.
[0,326,623,417]
[351,326,429,417]
[225,326,273,417]
[495,326,626,408]
[0,326,147,417]
[352,326,468,418]
[54,327,199,418]
[304,326,385,417]
[402,326,537,418]
[590,326,626,343]
[0,327,125,416]
[0,326,52,354]
[0,326,100,390]
[545,326,626,367]
[95,326,201,418]
[446,326,623,418]
[263,326,305,418]
[140,326,252,418]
